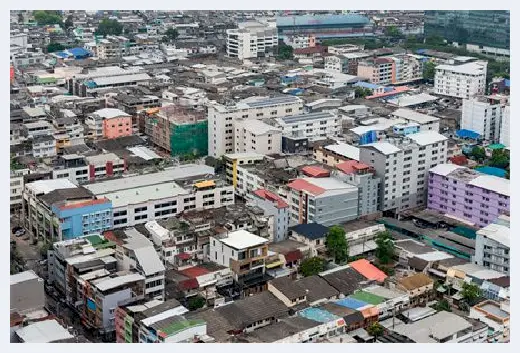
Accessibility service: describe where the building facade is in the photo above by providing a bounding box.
[248,189,290,243]
[461,95,509,142]
[227,21,278,60]
[234,119,282,155]
[434,61,487,99]
[473,215,510,275]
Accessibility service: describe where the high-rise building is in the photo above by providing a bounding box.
[461,95,509,142]
[424,11,510,55]
[226,21,278,60]
[434,61,487,99]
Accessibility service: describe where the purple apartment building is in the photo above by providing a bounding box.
[428,164,510,228]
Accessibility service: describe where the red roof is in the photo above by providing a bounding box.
[180,266,210,279]
[253,189,289,208]
[287,179,326,196]
[302,165,330,178]
[284,250,303,263]
[177,252,192,260]
[366,86,410,99]
[58,197,110,210]
[349,259,387,283]
[179,278,199,291]
[449,155,468,166]
[336,160,370,175]
[102,230,123,246]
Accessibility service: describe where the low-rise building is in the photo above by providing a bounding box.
[223,153,265,188]
[248,189,290,243]
[10,270,45,316]
[396,273,434,307]
[473,215,509,276]
[86,108,133,140]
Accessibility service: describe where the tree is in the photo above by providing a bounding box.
[33,10,62,26]
[432,299,452,312]
[187,296,205,311]
[96,18,123,37]
[366,322,385,338]
[354,87,372,98]
[471,146,486,163]
[277,44,294,60]
[489,149,509,169]
[423,61,437,81]
[375,231,396,265]
[385,25,402,38]
[64,15,74,29]
[46,42,66,53]
[300,257,326,277]
[425,35,446,46]
[461,282,481,306]
[326,225,349,264]
[164,27,179,42]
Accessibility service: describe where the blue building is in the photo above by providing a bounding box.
[52,198,113,240]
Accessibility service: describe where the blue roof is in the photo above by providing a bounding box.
[299,307,340,323]
[68,47,91,58]
[353,81,379,90]
[505,79,510,87]
[456,129,480,140]
[289,223,329,240]
[55,51,70,58]
[335,297,369,310]
[475,167,507,178]
[277,14,370,27]
[84,80,97,88]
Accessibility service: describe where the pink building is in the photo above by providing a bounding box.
[103,115,133,139]
[87,108,133,140]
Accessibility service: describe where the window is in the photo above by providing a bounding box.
[135,206,147,213]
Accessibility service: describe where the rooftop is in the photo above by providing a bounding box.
[92,108,130,119]
[392,108,439,124]
[398,273,433,290]
[323,142,360,160]
[289,223,329,240]
[277,111,336,125]
[26,178,77,195]
[477,220,509,247]
[92,273,145,292]
[349,259,387,282]
[15,319,73,343]
[295,275,339,302]
[10,270,40,286]
[252,189,289,208]
[219,229,268,250]
[436,61,487,75]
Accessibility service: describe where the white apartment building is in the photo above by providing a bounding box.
[96,36,131,60]
[23,121,54,139]
[226,21,278,60]
[461,95,509,143]
[115,228,166,300]
[234,119,282,155]
[208,95,304,157]
[274,111,341,140]
[32,135,56,158]
[82,165,234,229]
[500,105,510,147]
[248,189,290,243]
[10,169,29,211]
[434,61,488,99]
[473,215,510,276]
[283,35,316,49]
[359,131,448,214]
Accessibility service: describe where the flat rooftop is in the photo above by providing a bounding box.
[219,229,268,250]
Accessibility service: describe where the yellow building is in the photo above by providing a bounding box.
[223,153,265,188]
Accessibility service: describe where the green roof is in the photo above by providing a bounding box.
[158,319,205,336]
[349,290,385,305]
[85,235,115,249]
[487,143,505,150]
[36,77,57,84]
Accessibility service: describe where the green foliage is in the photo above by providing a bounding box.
[423,61,437,81]
[375,231,396,265]
[47,42,66,53]
[277,44,294,60]
[326,225,349,264]
[461,282,481,306]
[354,87,372,98]
[489,149,509,169]
[300,257,326,277]
[33,10,62,26]
[471,146,486,163]
[164,27,179,42]
[425,35,446,46]
[385,25,402,38]
[10,155,24,171]
[96,18,123,37]
[376,264,395,276]
[432,299,452,312]
[187,296,205,311]
[366,322,385,338]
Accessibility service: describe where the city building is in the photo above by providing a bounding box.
[223,153,265,188]
[226,21,278,60]
[324,52,370,75]
[283,34,316,49]
[499,105,510,147]
[209,229,269,296]
[424,11,510,56]
[10,168,28,211]
[234,119,282,155]
[10,270,45,315]
[359,131,448,215]
[434,61,487,99]
[461,95,509,143]
[31,135,56,158]
[85,108,133,140]
[473,215,510,276]
[469,300,510,338]
[14,319,74,343]
[248,189,290,242]
[396,273,434,307]
[276,14,373,43]
[287,176,359,226]
[427,164,510,227]
[208,95,304,157]
[275,111,342,141]
[82,165,234,229]
[313,143,360,166]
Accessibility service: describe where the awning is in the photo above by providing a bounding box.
[194,180,215,189]
[266,260,284,269]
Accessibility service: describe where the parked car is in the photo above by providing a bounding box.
[14,228,26,237]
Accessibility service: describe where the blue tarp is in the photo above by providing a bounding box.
[68,47,91,58]
[359,130,377,145]
[335,297,368,310]
[475,166,507,178]
[55,51,70,58]
[456,129,480,140]
[505,79,510,87]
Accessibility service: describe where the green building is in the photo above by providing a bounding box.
[170,119,208,157]
[424,11,510,50]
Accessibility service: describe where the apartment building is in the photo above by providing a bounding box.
[499,105,510,147]
[357,57,395,85]
[95,36,131,59]
[390,108,440,132]
[313,143,360,167]
[333,160,381,217]
[283,34,316,49]
[324,53,370,75]
[52,153,121,185]
[461,95,509,142]
[359,131,448,214]
[396,273,434,307]
[390,54,424,84]
[473,215,510,276]
[23,121,54,139]
[434,61,487,99]
[227,21,278,60]
[427,164,510,227]
[107,228,165,300]
[31,135,56,158]
[248,189,290,243]
[209,229,269,296]
[274,111,342,141]
[86,108,133,140]
[208,95,304,157]
[223,153,265,188]
[287,177,359,226]
[234,119,282,155]
[82,165,234,229]
[10,168,28,211]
